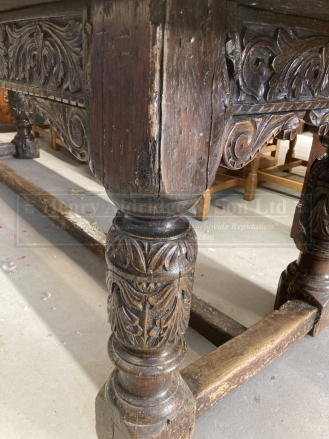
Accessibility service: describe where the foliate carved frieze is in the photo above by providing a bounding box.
[105,215,197,350]
[222,112,304,169]
[0,19,83,100]
[25,96,88,161]
[228,26,329,104]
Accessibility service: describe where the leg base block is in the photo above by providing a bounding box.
[12,138,40,159]
[276,261,329,336]
[96,372,195,439]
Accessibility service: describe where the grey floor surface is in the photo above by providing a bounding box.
[0,133,328,439]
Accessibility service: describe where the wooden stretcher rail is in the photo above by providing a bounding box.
[0,142,15,157]
[181,300,318,419]
[190,294,246,346]
[0,159,246,346]
[257,171,303,190]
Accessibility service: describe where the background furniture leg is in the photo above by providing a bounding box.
[50,126,61,151]
[290,134,326,238]
[243,155,261,201]
[276,135,329,335]
[8,91,39,159]
[284,137,297,172]
[195,189,211,222]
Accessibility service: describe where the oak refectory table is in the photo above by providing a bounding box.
[1,1,329,438]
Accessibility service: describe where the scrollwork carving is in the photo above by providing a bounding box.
[240,34,276,101]
[105,214,197,350]
[222,112,304,169]
[238,28,329,103]
[25,96,88,161]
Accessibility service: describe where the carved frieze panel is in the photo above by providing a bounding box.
[222,112,304,169]
[226,15,329,106]
[25,96,88,161]
[0,18,84,105]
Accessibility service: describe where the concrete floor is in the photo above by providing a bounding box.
[0,133,328,438]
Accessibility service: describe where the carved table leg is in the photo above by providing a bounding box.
[275,135,329,335]
[8,91,39,159]
[89,1,227,436]
[96,213,197,438]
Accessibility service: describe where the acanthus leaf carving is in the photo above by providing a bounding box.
[0,18,83,100]
[240,33,276,101]
[237,27,329,103]
[106,215,197,350]
[107,275,193,350]
[107,226,197,275]
[268,30,329,101]
[7,19,83,93]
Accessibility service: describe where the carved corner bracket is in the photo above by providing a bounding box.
[222,111,304,169]
[25,96,88,161]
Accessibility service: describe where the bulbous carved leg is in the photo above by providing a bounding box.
[275,135,329,335]
[96,212,197,439]
[8,91,39,159]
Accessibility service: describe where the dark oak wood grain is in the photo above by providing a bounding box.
[0,0,62,13]
[2,1,329,437]
[89,0,164,208]
[160,0,229,196]
[239,0,329,21]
